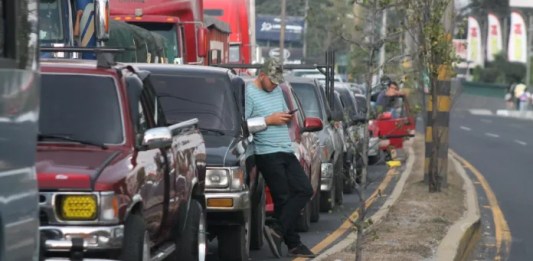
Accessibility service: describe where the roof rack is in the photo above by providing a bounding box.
[211,51,337,106]
[40,47,124,68]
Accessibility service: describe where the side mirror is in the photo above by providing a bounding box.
[94,0,110,41]
[197,28,208,58]
[247,117,267,134]
[142,127,172,150]
[379,112,392,120]
[303,117,323,132]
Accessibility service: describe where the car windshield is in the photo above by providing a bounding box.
[291,82,322,119]
[150,74,238,132]
[354,96,368,114]
[130,22,179,59]
[39,0,63,41]
[39,74,123,144]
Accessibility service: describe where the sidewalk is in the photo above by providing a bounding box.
[314,135,481,261]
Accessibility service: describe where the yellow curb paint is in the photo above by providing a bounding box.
[292,167,398,261]
[450,150,512,261]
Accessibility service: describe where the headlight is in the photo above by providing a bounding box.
[58,195,97,220]
[99,192,119,223]
[206,169,230,188]
[206,167,245,191]
[321,163,333,178]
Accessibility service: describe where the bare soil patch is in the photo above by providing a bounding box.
[324,135,465,260]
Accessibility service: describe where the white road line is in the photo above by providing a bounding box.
[485,132,500,138]
[480,119,493,123]
[460,126,472,131]
[469,109,494,116]
[514,140,527,146]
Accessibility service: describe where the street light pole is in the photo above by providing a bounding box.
[279,0,286,64]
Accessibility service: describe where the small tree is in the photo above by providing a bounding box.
[400,0,457,192]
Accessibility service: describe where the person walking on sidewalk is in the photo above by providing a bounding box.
[245,58,315,258]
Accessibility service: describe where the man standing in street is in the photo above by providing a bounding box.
[245,58,315,258]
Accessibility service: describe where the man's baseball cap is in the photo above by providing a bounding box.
[260,58,284,85]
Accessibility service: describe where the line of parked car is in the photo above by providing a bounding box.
[34,51,415,261]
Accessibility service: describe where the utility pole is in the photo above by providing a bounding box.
[279,0,286,64]
[379,9,387,78]
[302,0,309,63]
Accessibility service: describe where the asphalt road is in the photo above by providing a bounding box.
[450,98,533,261]
[206,163,389,261]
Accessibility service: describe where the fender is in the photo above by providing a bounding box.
[123,194,143,222]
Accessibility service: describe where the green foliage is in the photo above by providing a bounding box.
[471,52,526,84]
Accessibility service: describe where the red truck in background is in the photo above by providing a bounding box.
[204,0,251,64]
[110,0,208,65]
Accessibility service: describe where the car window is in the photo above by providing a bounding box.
[354,96,367,114]
[151,73,238,132]
[39,0,63,41]
[40,74,124,144]
[291,82,322,119]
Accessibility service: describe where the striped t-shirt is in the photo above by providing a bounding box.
[245,82,293,155]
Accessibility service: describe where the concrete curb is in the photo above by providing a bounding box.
[435,155,481,261]
[313,139,416,260]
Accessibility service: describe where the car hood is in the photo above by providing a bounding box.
[203,135,239,167]
[36,148,120,190]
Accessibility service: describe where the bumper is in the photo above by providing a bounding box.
[205,190,250,212]
[40,225,123,253]
[320,162,334,191]
[368,137,380,156]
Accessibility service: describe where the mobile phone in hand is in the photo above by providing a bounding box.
[288,109,299,115]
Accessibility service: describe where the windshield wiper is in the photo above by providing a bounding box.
[38,134,108,149]
[199,128,225,136]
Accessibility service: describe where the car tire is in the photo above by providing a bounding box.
[320,186,335,212]
[368,151,381,165]
[250,186,265,250]
[296,203,311,232]
[174,199,206,261]
[310,192,320,222]
[120,213,150,261]
[344,154,358,194]
[335,161,344,205]
[218,212,251,261]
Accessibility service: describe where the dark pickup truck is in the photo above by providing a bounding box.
[37,58,207,261]
[134,64,266,261]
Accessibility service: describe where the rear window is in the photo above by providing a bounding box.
[40,74,123,144]
[355,96,367,114]
[291,82,322,119]
[150,74,238,132]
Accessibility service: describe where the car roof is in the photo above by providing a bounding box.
[130,63,232,76]
[285,76,319,85]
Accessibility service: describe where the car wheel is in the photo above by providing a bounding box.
[320,184,335,212]
[250,186,265,250]
[218,212,251,261]
[296,203,311,232]
[344,155,357,194]
[310,191,320,223]
[335,161,344,205]
[174,199,206,261]
[368,150,382,165]
[121,213,150,261]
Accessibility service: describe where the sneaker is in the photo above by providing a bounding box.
[288,244,316,258]
[263,225,283,258]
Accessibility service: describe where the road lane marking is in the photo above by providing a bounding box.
[481,119,493,123]
[450,150,511,261]
[293,167,398,260]
[469,109,493,116]
[460,126,472,131]
[514,140,527,146]
[485,133,500,138]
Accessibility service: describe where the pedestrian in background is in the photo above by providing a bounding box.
[245,58,315,258]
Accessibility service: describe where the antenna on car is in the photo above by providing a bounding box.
[40,47,125,68]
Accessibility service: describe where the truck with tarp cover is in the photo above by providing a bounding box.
[39,0,173,63]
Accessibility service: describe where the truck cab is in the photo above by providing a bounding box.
[110,0,207,64]
[134,64,264,261]
[38,56,207,260]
